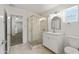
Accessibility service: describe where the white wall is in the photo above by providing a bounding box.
[0,5,5,54]
[39,18,48,41]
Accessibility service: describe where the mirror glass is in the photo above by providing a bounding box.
[51,16,61,30]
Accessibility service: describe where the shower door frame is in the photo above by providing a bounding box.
[10,15,23,46]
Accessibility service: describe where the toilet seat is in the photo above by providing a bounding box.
[64,46,79,54]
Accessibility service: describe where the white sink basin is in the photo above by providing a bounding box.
[45,32,63,35]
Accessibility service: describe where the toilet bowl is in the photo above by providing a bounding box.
[64,46,79,54]
[64,35,79,54]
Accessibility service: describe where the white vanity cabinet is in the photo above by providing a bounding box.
[43,32,64,54]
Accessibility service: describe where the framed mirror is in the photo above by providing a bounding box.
[51,16,61,30]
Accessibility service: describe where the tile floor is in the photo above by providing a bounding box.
[9,43,54,54]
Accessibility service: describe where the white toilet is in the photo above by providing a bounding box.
[64,36,79,54]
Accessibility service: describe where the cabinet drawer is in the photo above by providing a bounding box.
[44,34,57,40]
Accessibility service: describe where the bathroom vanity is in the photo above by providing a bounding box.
[43,32,64,54]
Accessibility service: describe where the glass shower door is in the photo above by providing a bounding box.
[10,15,23,46]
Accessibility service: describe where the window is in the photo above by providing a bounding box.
[64,6,78,23]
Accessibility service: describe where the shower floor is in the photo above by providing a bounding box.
[11,33,22,46]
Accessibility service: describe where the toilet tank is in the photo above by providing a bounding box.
[66,35,79,49]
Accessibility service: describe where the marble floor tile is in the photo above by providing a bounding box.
[9,43,53,54]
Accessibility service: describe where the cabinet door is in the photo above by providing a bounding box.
[49,35,59,53]
[50,35,64,53]
[43,35,49,47]
[43,33,64,53]
[43,34,58,53]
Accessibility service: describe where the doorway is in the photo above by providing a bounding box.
[10,15,23,46]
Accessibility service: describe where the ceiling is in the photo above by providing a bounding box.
[12,4,58,14]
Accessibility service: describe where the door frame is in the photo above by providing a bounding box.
[4,10,8,54]
[10,15,23,46]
